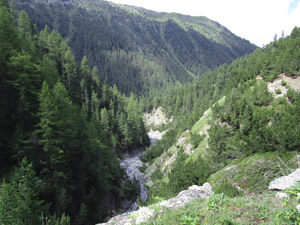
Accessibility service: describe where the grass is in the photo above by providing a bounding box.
[208,151,299,194]
[141,192,299,225]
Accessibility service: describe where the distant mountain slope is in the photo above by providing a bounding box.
[14,0,257,96]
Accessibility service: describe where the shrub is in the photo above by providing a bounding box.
[167,150,211,196]
[281,80,287,86]
[139,163,147,173]
[214,179,240,197]
[190,132,205,148]
[275,89,282,94]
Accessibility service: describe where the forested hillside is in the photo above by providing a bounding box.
[0,2,149,224]
[13,0,256,96]
[3,0,300,224]
[143,27,300,200]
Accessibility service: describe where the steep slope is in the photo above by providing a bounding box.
[143,27,300,201]
[0,4,150,224]
[13,0,257,96]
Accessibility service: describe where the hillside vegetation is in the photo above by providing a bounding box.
[2,0,300,224]
[13,0,256,96]
[0,3,149,224]
[143,27,300,201]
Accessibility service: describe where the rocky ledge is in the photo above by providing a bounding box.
[98,182,213,225]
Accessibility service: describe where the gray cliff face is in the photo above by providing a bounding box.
[99,182,214,225]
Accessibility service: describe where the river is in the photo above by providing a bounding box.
[119,129,163,211]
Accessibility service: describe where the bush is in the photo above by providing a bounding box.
[139,163,147,173]
[190,132,205,148]
[167,150,211,196]
[214,179,240,197]
[275,89,282,94]
[281,80,287,86]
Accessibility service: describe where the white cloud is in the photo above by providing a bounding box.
[106,0,300,47]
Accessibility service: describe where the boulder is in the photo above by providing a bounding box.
[269,169,300,190]
[98,182,213,225]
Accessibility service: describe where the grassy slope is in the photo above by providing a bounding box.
[208,151,299,194]
[142,192,296,225]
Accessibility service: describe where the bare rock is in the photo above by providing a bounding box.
[98,182,213,225]
[297,204,300,213]
[158,183,213,210]
[269,169,300,190]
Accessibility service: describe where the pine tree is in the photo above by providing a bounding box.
[17,11,33,40]
[37,81,55,154]
[62,47,76,93]
[0,158,44,225]
[100,107,110,139]
[0,4,19,172]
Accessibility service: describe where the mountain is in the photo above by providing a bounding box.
[125,27,300,224]
[13,0,257,96]
[141,27,300,223]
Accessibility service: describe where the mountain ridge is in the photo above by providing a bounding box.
[13,0,257,96]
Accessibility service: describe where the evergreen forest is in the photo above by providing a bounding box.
[0,2,149,224]
[12,0,256,97]
[1,0,300,224]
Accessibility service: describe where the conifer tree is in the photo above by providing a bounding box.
[62,47,76,93]
[0,158,44,225]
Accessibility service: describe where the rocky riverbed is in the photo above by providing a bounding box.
[119,130,164,212]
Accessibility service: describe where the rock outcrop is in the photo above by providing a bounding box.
[269,168,300,190]
[144,107,172,127]
[98,182,213,225]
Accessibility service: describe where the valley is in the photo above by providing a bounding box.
[0,0,300,224]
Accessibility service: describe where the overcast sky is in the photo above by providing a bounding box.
[106,0,300,47]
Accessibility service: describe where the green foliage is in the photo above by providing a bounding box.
[214,179,240,197]
[0,5,148,224]
[276,208,300,225]
[141,128,177,162]
[285,181,300,197]
[281,79,287,86]
[251,82,273,106]
[144,28,300,174]
[14,0,256,97]
[275,88,282,94]
[208,194,224,211]
[143,193,285,225]
[49,213,71,225]
[189,132,205,148]
[149,149,211,199]
[276,181,300,224]
[208,151,298,194]
[180,215,201,225]
[287,88,299,103]
[0,158,45,225]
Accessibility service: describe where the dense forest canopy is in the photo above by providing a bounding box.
[0,2,149,224]
[12,0,256,97]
